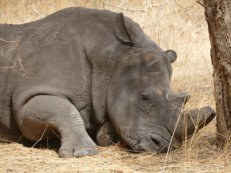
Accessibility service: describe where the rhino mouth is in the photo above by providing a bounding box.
[123,127,177,153]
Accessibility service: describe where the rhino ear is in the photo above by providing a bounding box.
[115,13,144,44]
[165,50,177,63]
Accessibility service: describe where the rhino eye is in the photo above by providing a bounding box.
[142,94,149,100]
[137,91,153,110]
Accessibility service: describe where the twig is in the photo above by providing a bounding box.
[16,134,24,142]
[0,47,3,56]
[32,4,42,17]
[103,2,144,12]
[17,46,25,70]
[32,124,48,148]
[0,37,18,43]
[46,137,49,149]
[52,130,61,140]
[117,0,125,9]
[0,14,40,20]
[0,138,13,143]
[161,97,188,173]
[196,0,208,9]
[103,0,171,11]
[151,0,170,7]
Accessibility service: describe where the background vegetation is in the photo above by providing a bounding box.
[0,0,230,172]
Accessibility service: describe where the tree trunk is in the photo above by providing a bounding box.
[203,0,231,144]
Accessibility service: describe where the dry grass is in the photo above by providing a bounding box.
[0,0,231,172]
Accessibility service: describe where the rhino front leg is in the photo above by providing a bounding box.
[96,120,117,146]
[14,95,98,158]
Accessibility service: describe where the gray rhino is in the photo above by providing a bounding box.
[0,7,215,158]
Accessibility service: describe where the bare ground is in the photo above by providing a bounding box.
[0,0,231,172]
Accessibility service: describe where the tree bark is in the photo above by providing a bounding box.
[203,0,231,143]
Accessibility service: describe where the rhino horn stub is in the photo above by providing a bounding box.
[166,92,190,107]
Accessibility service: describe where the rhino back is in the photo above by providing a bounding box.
[0,7,132,133]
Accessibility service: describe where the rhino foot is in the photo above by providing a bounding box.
[97,134,116,146]
[96,121,117,147]
[75,147,99,158]
[58,127,99,158]
[58,131,99,158]
[59,146,98,158]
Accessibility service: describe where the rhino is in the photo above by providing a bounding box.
[0,7,215,158]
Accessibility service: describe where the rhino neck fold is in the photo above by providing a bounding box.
[90,49,140,126]
[90,54,120,126]
[87,44,132,126]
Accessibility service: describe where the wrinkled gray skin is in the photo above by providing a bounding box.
[0,7,215,158]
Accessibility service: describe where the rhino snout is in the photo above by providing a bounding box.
[123,126,178,153]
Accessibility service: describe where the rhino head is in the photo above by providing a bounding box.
[106,14,215,153]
